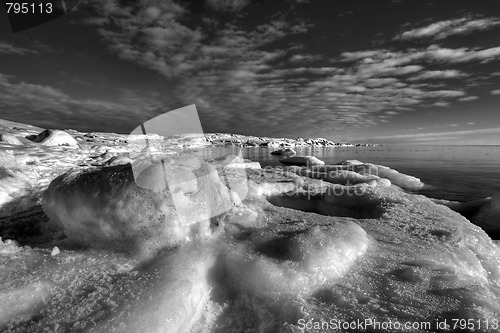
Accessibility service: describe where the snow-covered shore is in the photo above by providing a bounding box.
[1,120,500,332]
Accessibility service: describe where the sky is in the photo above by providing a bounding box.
[1,0,500,145]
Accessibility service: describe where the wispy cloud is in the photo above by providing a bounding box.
[373,127,500,140]
[408,69,466,81]
[491,89,500,95]
[396,17,500,40]
[0,41,37,55]
[433,101,450,107]
[288,54,323,63]
[342,45,500,67]
[458,96,479,102]
[205,0,250,12]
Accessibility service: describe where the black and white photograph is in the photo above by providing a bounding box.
[1,0,500,332]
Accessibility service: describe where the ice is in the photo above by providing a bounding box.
[225,222,369,297]
[26,129,79,148]
[0,237,23,254]
[288,165,382,185]
[268,180,400,219]
[4,137,500,332]
[279,156,325,166]
[282,161,420,192]
[50,246,60,256]
[270,148,296,156]
[348,162,424,190]
[312,160,423,190]
[42,157,238,258]
[436,194,500,234]
[474,193,500,233]
[0,134,24,146]
[0,152,32,209]
[92,243,216,333]
[0,282,52,327]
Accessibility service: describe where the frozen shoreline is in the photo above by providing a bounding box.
[1,121,500,332]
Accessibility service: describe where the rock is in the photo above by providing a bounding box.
[279,156,325,166]
[270,148,296,156]
[27,129,79,147]
[0,133,24,146]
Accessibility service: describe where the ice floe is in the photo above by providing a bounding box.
[270,148,296,156]
[279,155,325,166]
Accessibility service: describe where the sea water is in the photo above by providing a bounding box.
[200,145,500,202]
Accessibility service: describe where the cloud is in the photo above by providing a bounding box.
[408,69,466,81]
[205,0,250,12]
[396,17,500,40]
[458,96,479,102]
[433,102,450,107]
[76,2,500,138]
[80,0,344,137]
[0,41,37,55]
[84,0,202,77]
[491,89,500,95]
[453,46,500,63]
[426,90,465,98]
[372,127,500,140]
[288,54,322,63]
[345,45,500,67]
[83,0,311,78]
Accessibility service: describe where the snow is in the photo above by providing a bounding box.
[0,134,24,146]
[93,243,216,333]
[50,246,60,256]
[0,151,32,208]
[0,238,23,254]
[225,222,369,297]
[2,124,500,332]
[0,281,52,327]
[27,130,79,148]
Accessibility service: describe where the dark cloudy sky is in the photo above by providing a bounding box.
[1,0,500,144]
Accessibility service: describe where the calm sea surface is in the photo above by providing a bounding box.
[202,145,500,202]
